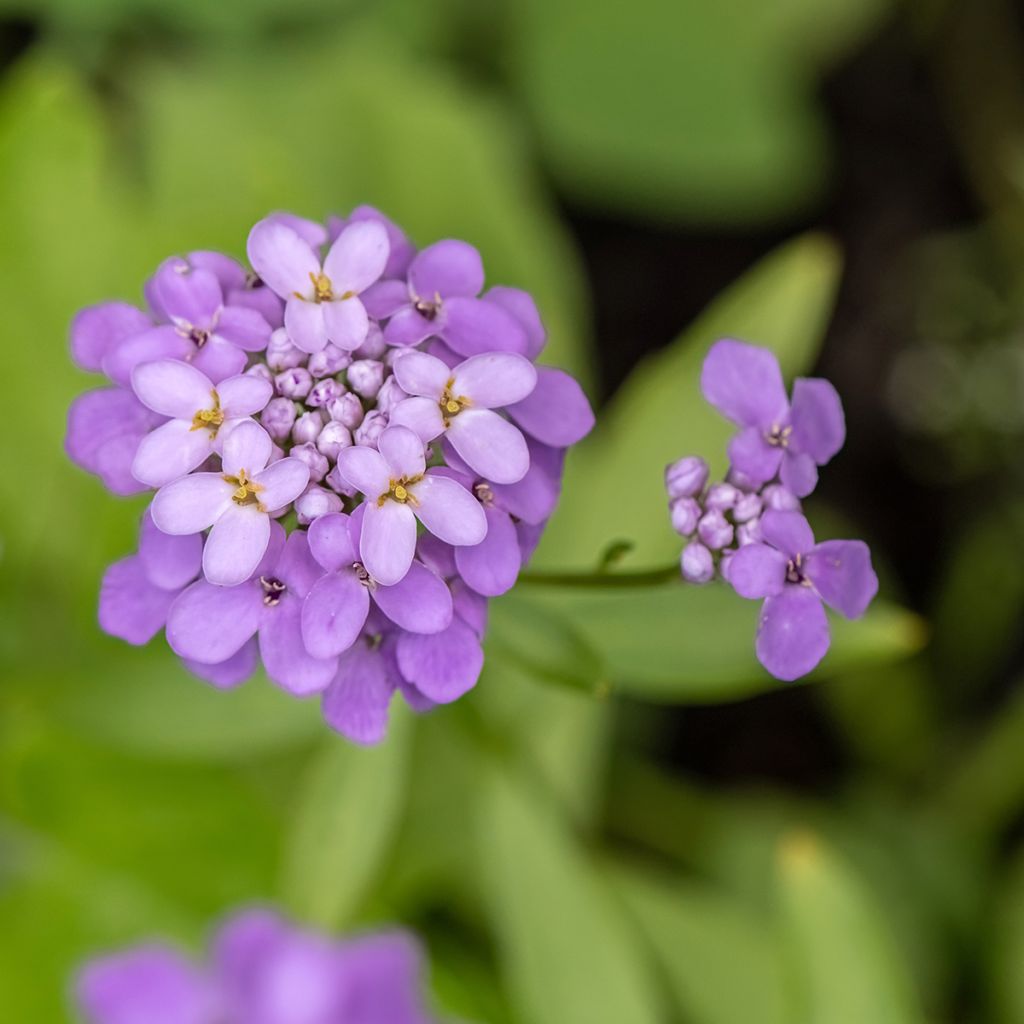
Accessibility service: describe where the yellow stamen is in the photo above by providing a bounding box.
[378,476,422,507]
[223,468,266,511]
[439,377,471,423]
[190,390,225,434]
[311,271,334,302]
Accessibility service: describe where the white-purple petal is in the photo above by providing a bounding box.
[484,286,547,359]
[151,474,234,536]
[259,597,337,696]
[214,304,273,352]
[132,419,214,488]
[389,397,446,443]
[409,472,487,547]
[452,352,537,408]
[360,500,418,586]
[392,350,449,398]
[185,637,259,690]
[322,296,369,351]
[284,297,328,354]
[216,373,273,418]
[454,505,521,596]
[166,578,263,664]
[307,512,357,572]
[506,367,594,446]
[151,258,222,327]
[222,419,273,476]
[247,218,322,300]
[321,643,397,745]
[335,445,391,498]
[203,505,272,586]
[395,618,483,703]
[301,572,370,659]
[441,296,528,357]
[409,239,483,300]
[323,219,389,295]
[371,561,453,634]
[446,409,530,484]
[102,326,192,388]
[378,425,426,480]
[71,301,151,373]
[98,556,177,646]
[253,457,310,512]
[139,510,203,591]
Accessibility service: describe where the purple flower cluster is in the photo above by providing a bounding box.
[74,908,434,1024]
[666,339,878,680]
[67,208,594,742]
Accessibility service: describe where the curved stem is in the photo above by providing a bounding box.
[518,563,680,588]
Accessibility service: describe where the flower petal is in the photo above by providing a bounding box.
[322,295,370,351]
[335,444,390,497]
[484,286,547,359]
[383,306,436,347]
[284,297,328,354]
[395,618,483,703]
[389,397,446,443]
[216,373,273,418]
[410,472,487,546]
[247,218,322,299]
[372,561,453,633]
[361,500,417,586]
[378,425,426,480]
[131,359,214,419]
[139,509,203,590]
[780,450,819,498]
[756,587,830,681]
[214,304,273,352]
[409,239,483,299]
[488,440,563,524]
[71,301,151,372]
[190,336,248,383]
[726,543,788,599]
[700,338,789,429]
[98,556,176,645]
[151,474,233,535]
[454,505,521,596]
[451,352,537,408]
[102,326,192,388]
[760,509,815,558]
[259,597,337,696]
[804,540,878,619]
[132,419,213,488]
[166,578,263,664]
[789,377,846,464]
[506,367,593,446]
[253,457,310,511]
[189,250,247,292]
[185,637,258,690]
[446,409,530,484]
[361,279,411,320]
[222,419,272,476]
[441,296,528,357]
[392,350,449,398]
[301,571,370,659]
[323,219,390,294]
[151,258,222,327]
[321,643,397,745]
[203,505,271,586]
[307,512,357,571]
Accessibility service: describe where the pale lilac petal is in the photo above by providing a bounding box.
[383,306,435,347]
[252,457,310,511]
[335,931,433,1022]
[727,426,784,485]
[756,587,830,681]
[216,373,273,417]
[151,474,233,535]
[166,578,263,664]
[214,305,273,352]
[152,258,222,326]
[726,543,788,599]
[222,419,273,476]
[71,301,151,372]
[132,419,213,488]
[284,297,328,354]
[361,500,417,586]
[454,506,521,596]
[760,509,815,558]
[98,557,176,645]
[396,619,483,703]
[789,378,845,464]
[484,286,547,359]
[453,579,489,635]
[190,336,247,384]
[804,540,878,619]
[185,637,258,690]
[378,425,426,480]
[389,397,446,443]
[446,409,530,484]
[131,359,214,419]
[323,219,390,294]
[102,326,192,388]
[323,296,370,351]
[780,450,819,498]
[321,643,397,745]
[700,338,789,429]
[229,283,284,330]
[409,239,483,299]
[274,529,324,597]
[264,211,329,248]
[416,533,457,579]
[189,250,247,292]
[424,338,462,368]
[139,510,203,590]
[260,597,337,695]
[203,505,272,586]
[452,352,537,408]
[362,280,411,319]
[336,445,391,497]
[506,367,594,446]
[347,204,415,277]
[410,472,487,546]
[372,561,453,633]
[247,219,322,299]
[392,350,449,398]
[488,440,563,524]
[308,512,357,571]
[301,572,370,658]
[441,297,528,357]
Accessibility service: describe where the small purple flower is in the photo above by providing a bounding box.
[327,391,364,429]
[294,484,344,525]
[276,366,313,400]
[701,339,845,497]
[727,509,878,680]
[390,350,537,483]
[130,360,273,487]
[669,496,700,536]
[151,420,309,586]
[247,217,389,354]
[335,426,486,585]
[697,510,733,550]
[307,378,343,408]
[347,358,385,399]
[307,342,352,378]
[260,396,298,441]
[665,456,709,500]
[292,410,324,445]
[681,541,714,584]
[353,410,388,447]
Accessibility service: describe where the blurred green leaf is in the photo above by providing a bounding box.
[536,233,841,572]
[479,765,664,1024]
[525,581,924,701]
[988,847,1024,1024]
[778,831,926,1024]
[612,864,794,1024]
[507,0,889,223]
[281,709,412,930]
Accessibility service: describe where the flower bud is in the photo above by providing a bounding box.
[737,519,763,547]
[354,410,388,447]
[705,482,738,511]
[762,484,801,511]
[732,491,763,523]
[669,496,700,536]
[292,410,324,446]
[295,485,344,525]
[245,363,274,386]
[680,541,714,584]
[290,442,329,483]
[719,550,734,582]
[375,376,408,415]
[265,329,304,371]
[697,510,734,550]
[325,464,357,497]
[665,456,708,499]
[276,367,313,400]
[307,378,343,408]
[354,323,387,360]
[316,420,353,460]
[347,359,385,400]
[307,343,351,378]
[260,397,297,441]
[327,392,363,429]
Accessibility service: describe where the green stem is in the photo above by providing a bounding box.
[518,563,680,588]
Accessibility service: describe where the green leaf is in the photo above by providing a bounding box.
[612,865,794,1024]
[507,0,890,223]
[778,831,926,1024]
[524,581,924,701]
[535,233,842,572]
[988,847,1024,1024]
[281,708,412,930]
[478,765,664,1024]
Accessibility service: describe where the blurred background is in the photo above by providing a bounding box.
[2,0,1024,1020]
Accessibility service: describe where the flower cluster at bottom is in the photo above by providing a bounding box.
[75,908,434,1024]
[66,208,594,743]
[665,339,879,680]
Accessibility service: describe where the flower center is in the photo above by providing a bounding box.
[189,326,210,348]
[224,468,266,511]
[439,378,471,423]
[378,476,421,507]
[353,562,376,590]
[785,554,810,586]
[414,291,443,321]
[473,481,494,506]
[190,390,225,435]
[245,271,264,290]
[765,423,792,448]
[260,575,287,606]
